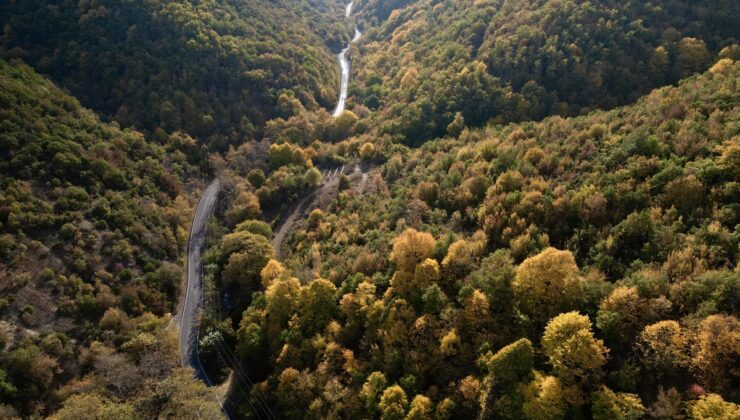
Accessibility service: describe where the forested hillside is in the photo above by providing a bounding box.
[350,0,740,144]
[0,59,220,418]
[2,0,739,419]
[0,0,349,149]
[223,61,739,418]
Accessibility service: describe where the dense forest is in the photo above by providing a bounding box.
[218,58,740,419]
[0,0,738,418]
[0,59,220,417]
[350,0,740,144]
[0,0,349,149]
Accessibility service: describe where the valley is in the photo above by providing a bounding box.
[0,1,738,419]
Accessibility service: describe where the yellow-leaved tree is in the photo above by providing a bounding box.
[390,228,435,273]
[514,248,581,323]
[542,312,609,388]
[690,314,740,394]
[379,385,408,420]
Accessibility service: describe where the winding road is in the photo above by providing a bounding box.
[179,0,363,392]
[274,1,365,256]
[179,179,220,379]
[333,2,362,116]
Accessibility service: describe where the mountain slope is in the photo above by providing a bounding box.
[231,60,739,418]
[0,0,349,149]
[2,1,739,419]
[0,58,218,417]
[350,0,739,144]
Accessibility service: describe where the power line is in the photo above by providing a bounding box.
[198,257,275,419]
[212,338,275,419]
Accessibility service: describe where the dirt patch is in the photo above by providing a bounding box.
[272,165,379,260]
[272,179,338,260]
[12,285,57,329]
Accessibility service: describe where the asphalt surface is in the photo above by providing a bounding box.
[176,0,360,396]
[332,3,361,116]
[179,179,220,380]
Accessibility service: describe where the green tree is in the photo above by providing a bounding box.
[361,372,388,417]
[221,232,273,291]
[479,338,535,419]
[0,369,17,401]
[676,37,711,79]
[469,249,515,305]
[49,393,135,420]
[591,386,645,420]
[247,168,266,188]
[270,143,297,168]
[486,338,534,388]
[235,220,273,239]
[421,283,447,314]
[304,167,323,187]
[236,319,264,359]
[298,279,337,335]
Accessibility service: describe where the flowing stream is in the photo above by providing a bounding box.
[333,2,361,116]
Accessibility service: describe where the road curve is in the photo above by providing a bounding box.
[180,179,220,380]
[332,3,362,116]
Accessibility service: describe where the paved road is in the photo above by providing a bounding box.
[332,3,362,116]
[179,179,220,379]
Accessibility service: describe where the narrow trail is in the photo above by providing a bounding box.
[175,3,367,416]
[358,171,369,194]
[272,168,344,259]
[271,187,326,259]
[273,2,366,258]
[272,165,372,260]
